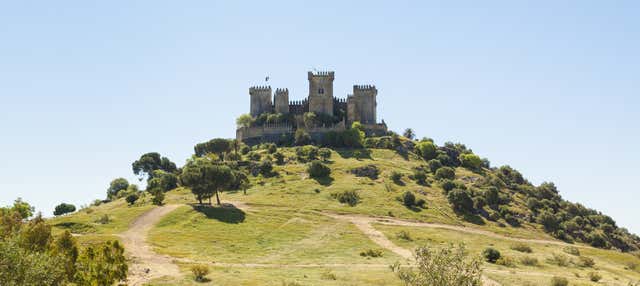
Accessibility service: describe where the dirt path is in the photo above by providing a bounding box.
[119,204,182,286]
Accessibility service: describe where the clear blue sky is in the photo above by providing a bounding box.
[1,1,638,233]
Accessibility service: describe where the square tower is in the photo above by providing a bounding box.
[308,71,334,116]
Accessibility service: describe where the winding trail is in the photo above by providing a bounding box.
[119,204,182,286]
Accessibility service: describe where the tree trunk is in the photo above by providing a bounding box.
[215,190,221,205]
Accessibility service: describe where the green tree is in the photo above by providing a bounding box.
[53,203,76,216]
[318,148,332,161]
[146,170,178,193]
[459,153,483,171]
[447,189,474,213]
[194,138,232,159]
[107,178,130,200]
[416,141,437,160]
[403,128,415,140]
[179,158,234,205]
[132,152,177,180]
[125,193,139,205]
[435,167,456,180]
[11,198,34,219]
[236,113,254,128]
[391,243,482,286]
[74,241,127,286]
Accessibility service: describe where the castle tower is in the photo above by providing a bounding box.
[274,88,290,114]
[249,86,273,116]
[347,85,377,125]
[308,71,334,116]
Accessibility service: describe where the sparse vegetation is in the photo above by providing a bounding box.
[483,247,501,263]
[307,160,331,178]
[359,248,383,258]
[520,256,539,266]
[331,190,361,206]
[550,276,568,286]
[191,264,210,282]
[511,243,533,253]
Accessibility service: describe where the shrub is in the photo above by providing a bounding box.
[435,167,455,180]
[273,152,285,165]
[537,211,560,232]
[562,246,580,256]
[483,247,501,263]
[331,190,360,206]
[415,141,437,160]
[520,256,539,266]
[547,253,570,267]
[459,153,482,171]
[360,248,383,258]
[151,189,165,205]
[550,276,568,286]
[496,256,516,267]
[413,169,427,185]
[578,256,595,268]
[402,191,416,207]
[191,264,210,282]
[126,193,139,205]
[390,171,403,184]
[320,270,337,280]
[416,198,426,208]
[265,143,277,154]
[259,160,273,176]
[427,159,442,173]
[318,148,332,161]
[447,189,474,213]
[350,165,379,179]
[307,160,330,178]
[391,243,482,286]
[247,151,261,161]
[588,271,602,282]
[441,180,456,192]
[396,230,412,241]
[510,243,533,253]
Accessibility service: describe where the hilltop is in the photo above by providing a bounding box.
[42,132,640,286]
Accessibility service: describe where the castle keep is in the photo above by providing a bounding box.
[237,71,387,144]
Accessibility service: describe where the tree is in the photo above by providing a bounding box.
[179,158,234,205]
[107,178,129,200]
[537,211,559,232]
[403,128,415,140]
[416,141,437,160]
[194,138,232,158]
[53,203,76,216]
[447,189,474,213]
[74,241,127,286]
[459,153,482,171]
[484,187,500,207]
[391,243,482,286]
[11,198,34,219]
[132,152,177,181]
[125,194,139,205]
[307,160,331,178]
[146,170,178,193]
[236,114,254,128]
[428,159,443,173]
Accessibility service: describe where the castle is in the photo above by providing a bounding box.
[236,71,387,144]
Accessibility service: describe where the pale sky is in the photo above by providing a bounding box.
[1,1,638,233]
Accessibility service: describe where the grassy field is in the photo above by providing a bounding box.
[46,147,640,285]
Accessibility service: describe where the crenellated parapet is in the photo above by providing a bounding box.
[274,88,290,114]
[249,86,272,116]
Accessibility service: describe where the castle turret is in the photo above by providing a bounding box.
[249,86,272,116]
[347,85,377,125]
[274,88,290,114]
[308,71,334,116]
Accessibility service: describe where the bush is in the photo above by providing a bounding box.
[307,160,331,178]
[520,256,539,266]
[562,246,580,256]
[126,193,139,205]
[265,143,277,154]
[459,153,482,171]
[402,191,416,207]
[550,276,568,286]
[390,171,403,184]
[273,152,285,165]
[320,270,337,280]
[259,160,273,176]
[391,243,482,286]
[350,165,379,179]
[448,189,474,213]
[435,167,455,180]
[53,203,76,216]
[151,189,165,206]
[412,169,427,185]
[441,180,456,192]
[578,256,595,268]
[415,141,437,160]
[396,230,412,241]
[318,148,332,161]
[510,243,533,253]
[496,256,516,267]
[588,271,602,282]
[427,159,442,173]
[547,253,570,267]
[331,190,360,206]
[483,247,501,263]
[359,248,383,258]
[191,264,210,282]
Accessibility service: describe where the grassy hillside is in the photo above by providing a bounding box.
[48,144,640,285]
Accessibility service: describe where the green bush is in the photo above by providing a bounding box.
[550,276,568,286]
[390,171,403,184]
[459,153,482,171]
[447,189,474,213]
[53,203,76,216]
[396,230,412,241]
[482,247,501,263]
[547,253,570,267]
[415,141,437,160]
[359,248,383,258]
[402,191,416,207]
[520,256,539,266]
[435,167,455,180]
[331,190,360,206]
[191,264,210,282]
[318,148,332,161]
[273,152,285,165]
[307,160,331,178]
[496,256,516,267]
[510,243,532,253]
[413,169,427,185]
[427,159,442,173]
[441,180,456,192]
[125,194,139,205]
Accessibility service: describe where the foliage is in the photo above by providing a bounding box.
[107,178,129,200]
[359,248,383,257]
[294,129,311,145]
[402,191,416,207]
[179,158,234,205]
[303,112,317,128]
[273,152,285,165]
[403,128,415,140]
[191,264,210,282]
[510,243,532,253]
[390,171,403,184]
[415,141,437,160]
[482,247,501,263]
[194,138,232,158]
[413,169,427,185]
[307,160,331,178]
[74,240,127,286]
[146,170,178,193]
[296,145,318,161]
[495,256,516,267]
[547,253,570,267]
[520,256,539,266]
[151,189,165,205]
[550,276,568,286]
[331,190,360,206]
[318,148,332,161]
[391,243,482,286]
[322,127,365,148]
[132,152,177,181]
[236,113,254,128]
[350,164,379,179]
[562,246,580,256]
[53,203,76,216]
[578,256,595,268]
[459,153,482,171]
[447,189,474,213]
[396,230,413,241]
[435,167,456,180]
[126,193,139,205]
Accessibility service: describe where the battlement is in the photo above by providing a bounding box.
[353,85,376,91]
[249,86,272,93]
[308,71,335,80]
[275,88,289,95]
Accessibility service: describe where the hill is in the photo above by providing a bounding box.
[46,138,640,286]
